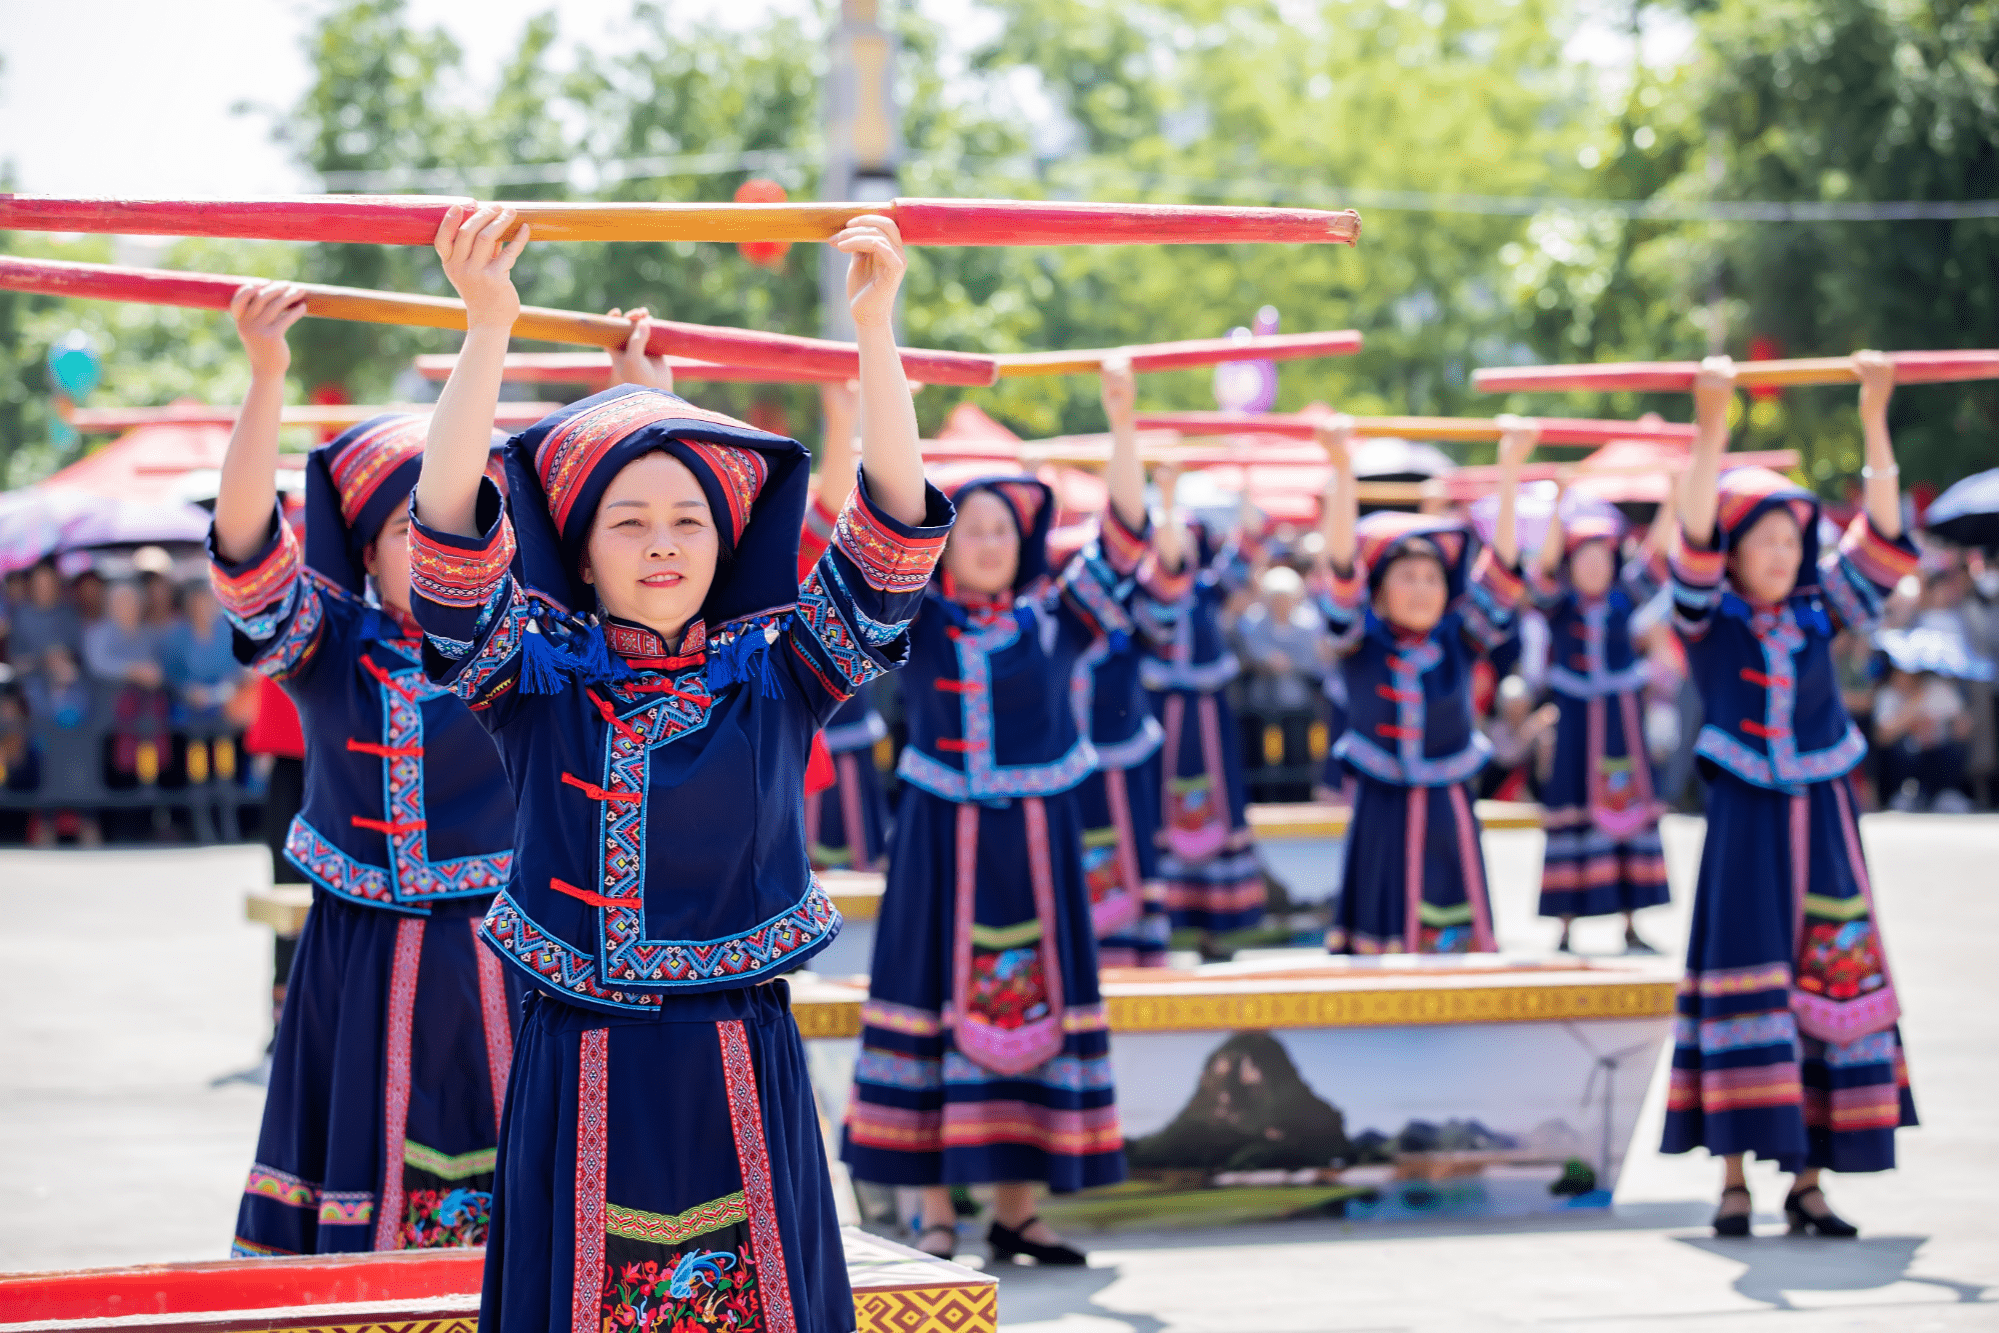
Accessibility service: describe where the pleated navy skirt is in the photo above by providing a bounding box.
[483,983,853,1333]
[1073,753,1171,968]
[842,787,1127,1192]
[1662,771,1916,1173]
[1328,776,1497,954]
[234,891,522,1255]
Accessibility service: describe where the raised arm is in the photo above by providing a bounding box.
[1100,355,1147,532]
[816,379,862,514]
[1536,473,1569,580]
[1314,415,1358,573]
[1153,463,1189,575]
[1679,356,1737,549]
[415,204,530,538]
[213,282,308,562]
[835,215,926,527]
[1854,350,1903,540]
[1490,415,1539,568]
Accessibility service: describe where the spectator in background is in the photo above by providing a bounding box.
[21,643,102,847]
[1237,563,1331,712]
[7,560,84,668]
[1873,666,1973,812]
[1912,559,1995,803]
[83,581,169,787]
[159,581,240,725]
[1480,675,1559,801]
[69,568,107,629]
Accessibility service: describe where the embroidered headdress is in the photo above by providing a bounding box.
[1714,466,1822,597]
[1355,510,1474,600]
[303,415,429,595]
[941,472,1056,594]
[502,385,808,625]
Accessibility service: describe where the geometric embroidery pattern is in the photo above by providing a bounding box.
[572,1028,610,1333]
[605,1191,748,1245]
[373,917,425,1251]
[403,1141,500,1180]
[717,1019,796,1333]
[854,1283,1000,1333]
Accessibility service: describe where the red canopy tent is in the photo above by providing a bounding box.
[42,408,233,501]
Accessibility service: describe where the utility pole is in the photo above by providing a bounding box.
[820,0,902,342]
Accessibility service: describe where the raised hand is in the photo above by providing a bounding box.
[1099,355,1137,424]
[1314,414,1356,472]
[1854,349,1895,420]
[434,204,529,330]
[834,214,907,330]
[228,281,308,378]
[1496,414,1540,469]
[606,308,674,393]
[1692,356,1737,441]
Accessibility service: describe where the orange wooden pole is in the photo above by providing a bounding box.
[1472,351,1999,394]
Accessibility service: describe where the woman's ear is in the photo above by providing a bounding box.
[579,549,595,586]
[361,539,379,577]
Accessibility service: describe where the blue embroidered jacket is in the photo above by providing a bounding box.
[1315,549,1526,788]
[1135,525,1251,695]
[897,507,1149,804]
[407,476,951,1012]
[1529,554,1664,704]
[1670,515,1916,793]
[1081,515,1165,770]
[209,512,514,914]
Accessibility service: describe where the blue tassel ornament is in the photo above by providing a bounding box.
[518,620,571,694]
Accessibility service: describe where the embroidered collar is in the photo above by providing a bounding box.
[604,614,708,671]
[943,579,1015,628]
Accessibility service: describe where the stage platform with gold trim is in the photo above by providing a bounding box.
[0,1228,996,1333]
[802,952,1676,1229]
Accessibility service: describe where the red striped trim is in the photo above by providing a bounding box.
[718,1020,797,1333]
[1739,669,1781,688]
[1098,504,1149,576]
[833,485,945,594]
[1375,723,1419,740]
[372,917,425,1250]
[572,1028,608,1333]
[1375,685,1418,703]
[561,771,641,804]
[211,520,301,616]
[934,737,977,752]
[933,678,980,693]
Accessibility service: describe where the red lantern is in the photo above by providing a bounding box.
[1747,335,1784,401]
[735,179,792,269]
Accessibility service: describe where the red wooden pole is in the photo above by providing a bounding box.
[995,330,1362,378]
[1132,411,1697,446]
[0,193,1361,247]
[1473,350,1999,394]
[0,255,998,387]
[65,402,569,432]
[411,352,849,387]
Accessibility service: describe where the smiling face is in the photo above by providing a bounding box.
[362,509,414,616]
[580,452,719,645]
[1374,548,1448,634]
[943,489,1021,597]
[1728,507,1803,606]
[1569,538,1616,599]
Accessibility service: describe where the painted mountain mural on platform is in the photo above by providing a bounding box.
[1126,1032,1351,1171]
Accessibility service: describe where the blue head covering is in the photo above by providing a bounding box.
[944,474,1054,595]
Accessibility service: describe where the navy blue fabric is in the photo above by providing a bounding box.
[301,417,425,597]
[234,893,522,1255]
[482,985,854,1333]
[1330,777,1492,954]
[810,689,890,869]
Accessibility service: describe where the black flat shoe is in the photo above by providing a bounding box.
[1784,1186,1859,1237]
[1713,1184,1753,1237]
[1623,929,1660,956]
[913,1223,958,1258]
[1555,930,1575,954]
[989,1215,1087,1266]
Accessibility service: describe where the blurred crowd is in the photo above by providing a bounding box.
[0,547,252,845]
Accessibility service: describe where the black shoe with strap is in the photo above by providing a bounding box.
[1713,1184,1753,1238]
[989,1215,1087,1266]
[1784,1185,1859,1237]
[913,1223,958,1259]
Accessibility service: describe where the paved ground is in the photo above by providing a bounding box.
[2,815,1993,1330]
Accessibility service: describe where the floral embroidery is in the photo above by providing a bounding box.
[1797,920,1888,1003]
[834,487,945,593]
[599,1234,763,1333]
[968,944,1051,1031]
[399,1187,491,1248]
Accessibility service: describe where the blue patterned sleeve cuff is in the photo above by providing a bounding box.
[1822,514,1919,634]
[407,485,531,710]
[207,508,323,681]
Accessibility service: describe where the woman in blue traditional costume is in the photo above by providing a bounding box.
[840,358,1154,1265]
[411,205,950,1333]
[209,283,521,1257]
[1137,471,1265,953]
[1662,354,1917,1240]
[1312,415,1533,954]
[799,379,892,872]
[1078,361,1171,967]
[1530,486,1676,954]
